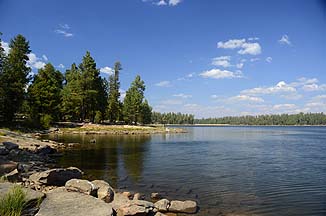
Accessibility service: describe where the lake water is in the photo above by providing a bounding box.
[47,126,326,215]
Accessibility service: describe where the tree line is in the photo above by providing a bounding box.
[152,112,195,124]
[0,33,152,128]
[195,113,326,125]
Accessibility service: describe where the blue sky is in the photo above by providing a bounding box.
[1,0,325,118]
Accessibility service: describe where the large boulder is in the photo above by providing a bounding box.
[154,199,170,212]
[35,145,57,155]
[168,200,197,214]
[29,167,83,186]
[36,189,114,216]
[2,142,19,151]
[0,145,9,155]
[0,159,18,175]
[65,179,98,196]
[92,180,114,203]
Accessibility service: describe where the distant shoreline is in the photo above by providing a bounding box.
[167,124,326,127]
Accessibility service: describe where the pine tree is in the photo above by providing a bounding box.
[0,34,31,123]
[141,99,152,124]
[0,32,6,120]
[28,63,63,127]
[123,75,145,124]
[107,61,122,123]
[61,63,82,121]
[79,51,105,122]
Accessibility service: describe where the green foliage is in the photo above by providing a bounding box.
[107,62,122,123]
[123,75,146,124]
[27,63,63,126]
[0,185,27,216]
[152,112,194,124]
[0,34,31,122]
[140,99,152,124]
[40,114,53,129]
[94,111,102,124]
[195,112,326,125]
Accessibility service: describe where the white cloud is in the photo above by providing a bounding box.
[27,53,46,69]
[169,0,182,6]
[120,89,126,101]
[210,94,219,99]
[229,95,264,103]
[248,37,259,41]
[160,99,183,105]
[217,39,245,49]
[278,34,291,45]
[42,55,48,61]
[236,63,244,69]
[211,56,231,67]
[155,80,172,87]
[302,83,326,92]
[156,0,167,5]
[55,24,74,37]
[238,42,261,55]
[241,81,296,95]
[1,41,10,55]
[217,38,261,55]
[250,58,260,62]
[200,69,243,79]
[266,57,272,63]
[100,66,113,75]
[58,64,65,69]
[173,93,192,98]
[273,104,296,110]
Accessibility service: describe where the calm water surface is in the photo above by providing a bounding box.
[47,126,326,215]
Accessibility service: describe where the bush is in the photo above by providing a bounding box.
[94,111,102,124]
[0,185,27,216]
[40,114,52,129]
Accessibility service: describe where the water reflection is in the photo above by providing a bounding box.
[48,134,151,188]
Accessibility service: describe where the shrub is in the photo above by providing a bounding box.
[0,185,27,216]
[94,111,102,124]
[40,114,52,129]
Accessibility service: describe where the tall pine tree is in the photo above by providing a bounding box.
[28,63,63,126]
[107,61,122,123]
[0,34,31,123]
[0,32,6,120]
[123,75,146,124]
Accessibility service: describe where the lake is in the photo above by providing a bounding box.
[47,126,326,215]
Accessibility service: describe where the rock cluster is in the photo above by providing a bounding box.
[0,141,198,216]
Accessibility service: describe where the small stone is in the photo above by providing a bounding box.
[154,199,170,212]
[168,200,197,214]
[151,192,163,200]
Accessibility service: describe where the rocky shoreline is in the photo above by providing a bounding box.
[0,129,198,216]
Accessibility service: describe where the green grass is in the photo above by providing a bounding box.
[0,185,27,216]
[0,176,8,183]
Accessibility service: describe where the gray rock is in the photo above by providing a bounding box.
[0,159,18,175]
[4,168,21,182]
[3,141,19,150]
[117,204,147,216]
[36,145,57,155]
[0,145,9,155]
[92,180,114,203]
[151,192,163,200]
[65,179,98,196]
[29,167,83,186]
[36,189,114,216]
[133,193,145,200]
[169,200,197,213]
[154,199,170,212]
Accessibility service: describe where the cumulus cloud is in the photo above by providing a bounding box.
[273,104,297,110]
[302,83,326,91]
[229,95,264,103]
[42,55,48,61]
[55,24,74,37]
[266,57,272,63]
[1,41,10,54]
[27,53,46,69]
[173,93,192,98]
[241,81,296,95]
[278,34,291,45]
[236,63,244,69]
[200,69,243,79]
[57,64,65,69]
[217,38,262,55]
[211,56,231,68]
[100,66,114,75]
[169,0,182,6]
[145,0,182,6]
[155,80,172,87]
[156,0,167,5]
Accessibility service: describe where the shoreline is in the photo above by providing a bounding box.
[168,124,326,127]
[0,128,198,216]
